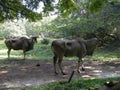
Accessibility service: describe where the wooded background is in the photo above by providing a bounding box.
[0,0,120,46]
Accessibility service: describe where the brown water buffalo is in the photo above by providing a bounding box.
[88,81,120,90]
[51,38,98,75]
[5,36,37,60]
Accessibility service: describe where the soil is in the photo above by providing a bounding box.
[0,59,120,89]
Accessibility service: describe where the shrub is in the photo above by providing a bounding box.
[41,38,50,45]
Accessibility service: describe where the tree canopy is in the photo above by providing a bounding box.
[0,0,119,22]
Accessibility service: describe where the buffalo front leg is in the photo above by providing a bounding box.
[77,58,85,73]
[58,56,66,75]
[53,55,58,74]
[77,60,81,73]
[7,49,11,60]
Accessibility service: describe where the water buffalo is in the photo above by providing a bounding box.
[88,81,120,90]
[51,38,98,75]
[5,36,37,60]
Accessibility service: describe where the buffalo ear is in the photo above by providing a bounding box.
[32,37,37,43]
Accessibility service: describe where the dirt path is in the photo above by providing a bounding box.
[0,59,120,89]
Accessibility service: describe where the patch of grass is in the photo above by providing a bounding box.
[6,77,120,90]
[42,77,120,90]
[90,41,120,61]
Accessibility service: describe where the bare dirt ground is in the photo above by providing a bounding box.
[0,59,120,89]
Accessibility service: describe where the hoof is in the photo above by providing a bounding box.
[62,72,66,75]
[77,70,81,73]
[36,63,40,67]
[81,68,85,71]
[55,72,58,75]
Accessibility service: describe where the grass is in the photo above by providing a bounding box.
[36,77,120,90]
[6,77,120,90]
[92,41,120,61]
[0,39,120,61]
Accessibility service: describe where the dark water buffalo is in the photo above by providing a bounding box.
[88,81,120,90]
[5,36,37,60]
[51,38,98,75]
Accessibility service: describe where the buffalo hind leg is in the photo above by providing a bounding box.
[81,59,85,71]
[23,51,26,60]
[53,55,58,74]
[58,57,66,75]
